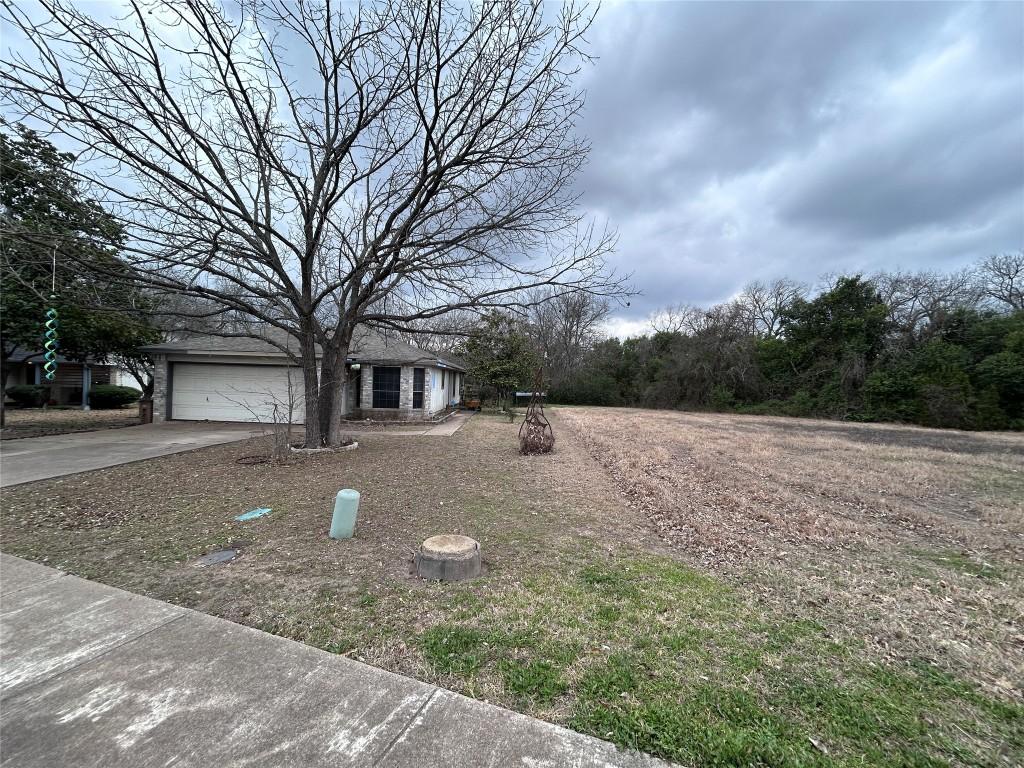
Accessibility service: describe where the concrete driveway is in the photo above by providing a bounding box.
[0,422,261,488]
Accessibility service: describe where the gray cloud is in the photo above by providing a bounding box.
[579,1,1024,330]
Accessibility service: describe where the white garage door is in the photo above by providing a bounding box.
[171,363,305,423]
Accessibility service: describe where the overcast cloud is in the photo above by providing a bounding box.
[576,1,1024,336]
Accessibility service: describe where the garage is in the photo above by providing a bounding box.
[170,363,305,423]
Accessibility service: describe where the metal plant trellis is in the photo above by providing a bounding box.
[518,367,554,455]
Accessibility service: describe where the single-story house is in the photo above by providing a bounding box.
[3,351,137,406]
[142,327,465,423]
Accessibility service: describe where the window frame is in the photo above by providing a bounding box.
[412,367,425,409]
[372,366,401,409]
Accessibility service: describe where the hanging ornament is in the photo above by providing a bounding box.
[43,296,59,381]
[42,247,59,381]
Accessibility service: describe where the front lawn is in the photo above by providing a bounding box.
[1,405,139,440]
[1,411,1021,767]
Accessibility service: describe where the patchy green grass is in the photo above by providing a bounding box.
[909,548,1005,581]
[409,554,1021,767]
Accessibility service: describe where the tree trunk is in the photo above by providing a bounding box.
[311,335,353,448]
[316,345,338,446]
[300,331,322,448]
[326,361,350,447]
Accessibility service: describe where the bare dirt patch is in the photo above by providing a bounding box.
[1,406,139,440]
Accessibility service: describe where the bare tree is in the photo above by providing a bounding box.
[872,268,980,343]
[2,0,625,446]
[527,286,608,385]
[387,310,477,356]
[738,278,806,339]
[975,252,1024,312]
[649,303,698,335]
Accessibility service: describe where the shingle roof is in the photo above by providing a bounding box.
[141,326,465,370]
[6,350,113,365]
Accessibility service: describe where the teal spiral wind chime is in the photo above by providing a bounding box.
[43,248,59,381]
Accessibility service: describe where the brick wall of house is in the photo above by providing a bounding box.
[422,365,434,415]
[152,354,168,422]
[352,363,446,421]
[359,364,373,415]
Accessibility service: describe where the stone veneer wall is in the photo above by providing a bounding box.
[422,365,435,415]
[151,353,168,422]
[353,364,445,421]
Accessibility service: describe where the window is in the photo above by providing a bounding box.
[372,366,400,408]
[352,368,361,408]
[412,368,424,409]
[441,369,446,388]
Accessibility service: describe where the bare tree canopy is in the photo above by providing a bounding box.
[738,278,806,339]
[1,0,626,445]
[976,251,1024,312]
[527,286,608,386]
[871,268,980,343]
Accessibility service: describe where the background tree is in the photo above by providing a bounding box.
[975,252,1024,311]
[527,287,609,388]
[546,256,1022,431]
[738,278,806,339]
[1,0,625,447]
[769,276,889,416]
[0,125,158,423]
[463,313,538,410]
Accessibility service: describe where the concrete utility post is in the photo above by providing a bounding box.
[330,489,360,539]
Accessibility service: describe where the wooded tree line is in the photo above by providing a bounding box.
[535,257,1023,430]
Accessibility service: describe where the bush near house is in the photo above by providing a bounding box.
[88,384,142,409]
[5,385,49,407]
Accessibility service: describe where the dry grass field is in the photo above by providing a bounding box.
[558,408,1024,698]
[2,409,1021,766]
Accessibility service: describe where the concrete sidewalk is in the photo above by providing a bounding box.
[0,422,260,487]
[0,553,669,768]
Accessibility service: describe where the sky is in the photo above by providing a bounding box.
[575,1,1024,337]
[3,1,1022,340]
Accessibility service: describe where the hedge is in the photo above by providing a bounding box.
[89,384,142,409]
[5,385,49,407]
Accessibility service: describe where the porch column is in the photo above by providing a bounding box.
[82,363,92,410]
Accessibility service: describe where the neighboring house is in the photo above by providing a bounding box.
[142,327,465,423]
[3,351,136,406]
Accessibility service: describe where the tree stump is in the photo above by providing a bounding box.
[416,535,481,581]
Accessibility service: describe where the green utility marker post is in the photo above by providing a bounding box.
[330,489,360,539]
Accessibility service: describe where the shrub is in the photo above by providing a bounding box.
[5,384,49,407]
[785,389,816,417]
[549,372,622,406]
[89,384,142,409]
[708,385,736,411]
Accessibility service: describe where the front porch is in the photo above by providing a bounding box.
[5,359,114,407]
